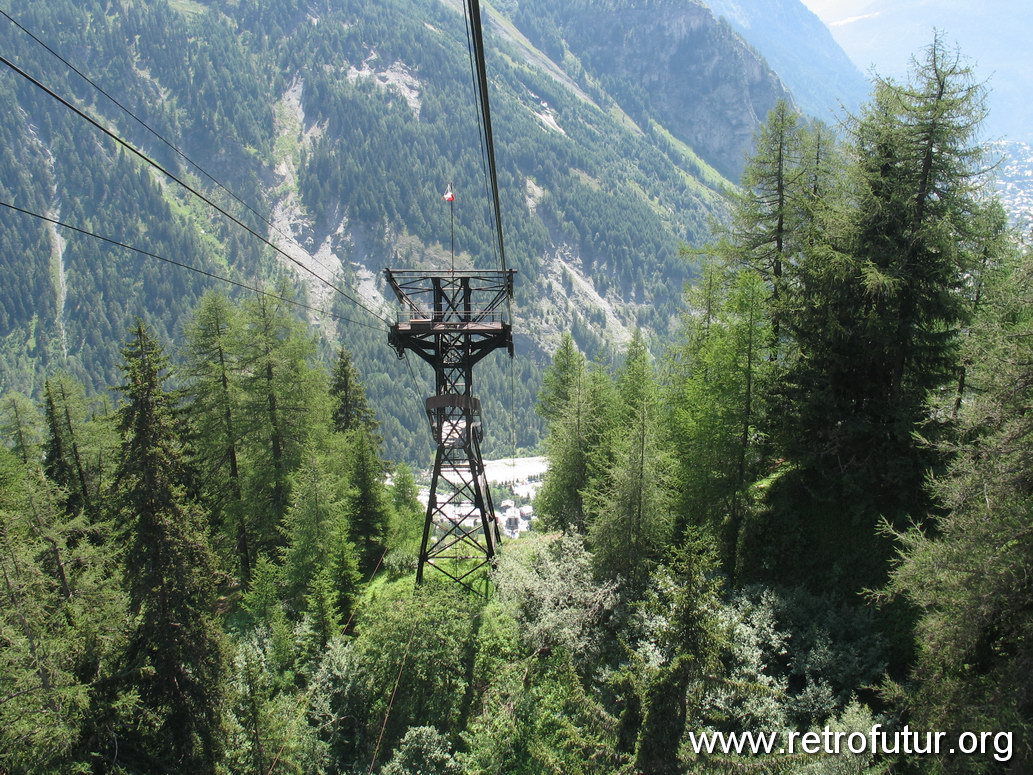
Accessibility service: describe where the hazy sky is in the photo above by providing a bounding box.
[795,0,1032,139]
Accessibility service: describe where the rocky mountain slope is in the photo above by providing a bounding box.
[0,0,831,459]
[704,0,868,122]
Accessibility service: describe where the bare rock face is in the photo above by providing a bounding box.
[554,0,792,180]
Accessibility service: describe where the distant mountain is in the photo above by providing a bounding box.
[703,0,868,122]
[800,0,1033,141]
[506,0,792,180]
[0,0,803,460]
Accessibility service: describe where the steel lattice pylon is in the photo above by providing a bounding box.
[386,269,514,593]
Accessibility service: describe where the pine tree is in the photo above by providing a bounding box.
[536,339,614,534]
[536,333,583,424]
[225,634,329,774]
[347,427,393,575]
[633,540,724,774]
[113,321,227,772]
[330,345,378,435]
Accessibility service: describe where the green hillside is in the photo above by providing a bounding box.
[0,0,791,461]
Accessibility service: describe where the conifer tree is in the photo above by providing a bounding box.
[536,333,583,424]
[747,38,1001,592]
[634,542,724,774]
[236,289,326,554]
[390,461,424,553]
[536,337,614,534]
[280,450,360,630]
[883,241,1033,773]
[671,265,770,573]
[113,321,227,772]
[225,634,329,774]
[0,448,126,772]
[42,376,97,521]
[347,427,393,574]
[0,392,43,466]
[726,99,806,346]
[182,292,252,584]
[586,331,670,594]
[330,345,378,435]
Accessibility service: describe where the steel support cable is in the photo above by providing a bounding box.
[0,7,345,281]
[0,12,436,451]
[463,0,517,480]
[460,0,499,271]
[465,0,509,276]
[464,0,517,473]
[0,53,391,327]
[0,199,384,332]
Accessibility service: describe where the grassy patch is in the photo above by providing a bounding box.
[169,0,206,17]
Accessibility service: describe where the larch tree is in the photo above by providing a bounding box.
[235,288,327,555]
[346,426,393,575]
[671,264,770,574]
[535,338,614,535]
[280,449,360,636]
[586,330,670,596]
[390,461,425,555]
[750,37,1001,593]
[0,448,126,773]
[883,240,1033,774]
[723,99,807,349]
[181,291,252,585]
[42,376,96,521]
[0,391,43,467]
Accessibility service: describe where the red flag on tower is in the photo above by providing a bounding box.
[442,183,455,202]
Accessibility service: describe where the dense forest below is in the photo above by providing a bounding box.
[2,28,1032,774]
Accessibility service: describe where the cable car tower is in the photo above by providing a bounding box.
[386,269,513,591]
[385,0,514,593]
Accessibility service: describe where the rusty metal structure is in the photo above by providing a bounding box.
[386,269,514,592]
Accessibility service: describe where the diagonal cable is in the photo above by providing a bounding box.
[0,52,391,326]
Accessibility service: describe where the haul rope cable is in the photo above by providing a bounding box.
[0,53,391,328]
[464,0,508,275]
[0,19,427,447]
[461,1,499,272]
[462,0,517,480]
[0,6,346,280]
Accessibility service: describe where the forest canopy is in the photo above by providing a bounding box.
[0,29,1030,775]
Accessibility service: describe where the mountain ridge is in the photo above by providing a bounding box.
[0,0,851,460]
